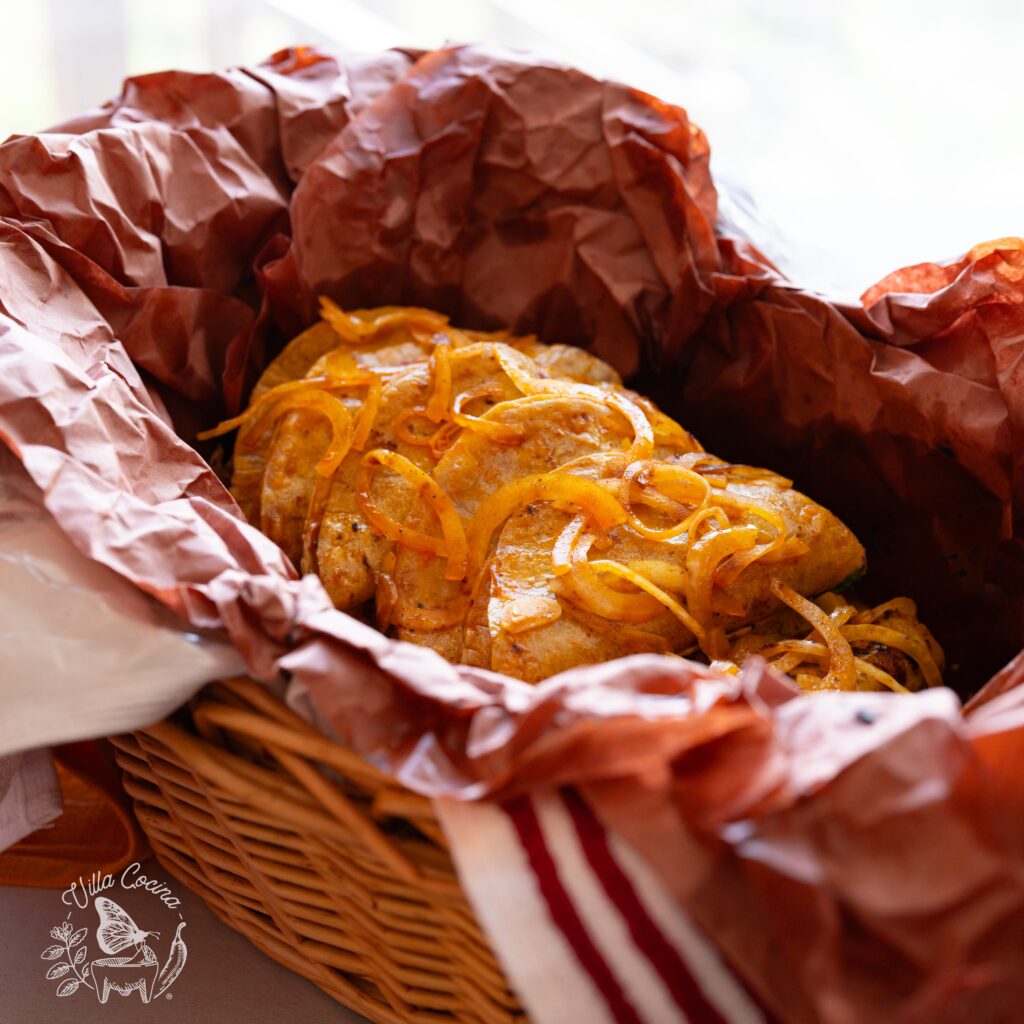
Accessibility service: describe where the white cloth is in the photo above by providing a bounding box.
[0,449,244,850]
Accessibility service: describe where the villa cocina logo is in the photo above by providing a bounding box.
[40,863,187,1004]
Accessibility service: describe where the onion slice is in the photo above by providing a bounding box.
[425,341,452,422]
[686,525,758,641]
[770,579,857,691]
[761,639,910,694]
[250,391,354,476]
[840,624,943,689]
[494,348,654,461]
[319,296,448,344]
[395,409,441,447]
[556,538,665,624]
[552,513,588,576]
[589,559,704,636]
[466,472,628,583]
[618,460,711,541]
[351,374,382,451]
[452,384,526,443]
[429,421,463,458]
[356,449,468,580]
[198,373,369,444]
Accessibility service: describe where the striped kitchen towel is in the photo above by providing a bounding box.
[437,789,773,1024]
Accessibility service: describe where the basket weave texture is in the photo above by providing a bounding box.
[109,677,526,1024]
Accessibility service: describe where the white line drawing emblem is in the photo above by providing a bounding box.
[41,897,187,1003]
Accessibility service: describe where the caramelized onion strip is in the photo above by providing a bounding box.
[198,374,368,445]
[552,513,588,577]
[840,624,943,689]
[618,460,710,541]
[452,385,525,443]
[467,473,628,583]
[761,640,909,694]
[556,536,664,624]
[770,580,856,691]
[351,374,382,451]
[494,349,654,461]
[356,449,468,580]
[589,559,703,636]
[425,341,452,422]
[319,296,448,344]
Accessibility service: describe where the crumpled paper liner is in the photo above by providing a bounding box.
[0,408,241,886]
[2,42,1023,1022]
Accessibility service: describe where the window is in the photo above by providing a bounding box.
[2,0,1019,290]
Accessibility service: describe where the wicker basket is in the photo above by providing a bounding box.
[108,676,525,1024]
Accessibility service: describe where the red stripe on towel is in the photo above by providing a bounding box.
[503,794,644,1024]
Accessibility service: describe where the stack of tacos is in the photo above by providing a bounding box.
[204,303,943,692]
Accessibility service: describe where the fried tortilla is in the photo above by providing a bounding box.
[486,473,865,682]
[202,303,943,694]
[233,324,622,566]
[388,394,630,661]
[231,319,432,531]
[313,343,540,609]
